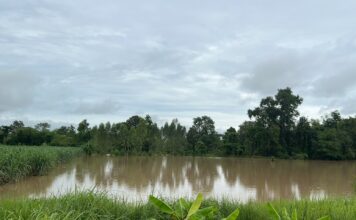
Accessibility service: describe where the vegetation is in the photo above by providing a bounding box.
[149,193,240,220]
[266,203,330,220]
[1,87,356,160]
[0,192,353,219]
[0,146,81,185]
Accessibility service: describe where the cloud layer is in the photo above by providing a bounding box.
[0,0,356,129]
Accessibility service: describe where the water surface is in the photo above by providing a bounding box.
[0,156,355,202]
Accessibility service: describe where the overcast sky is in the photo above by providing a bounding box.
[1,0,356,130]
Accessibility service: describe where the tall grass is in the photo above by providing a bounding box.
[0,192,355,220]
[0,145,81,185]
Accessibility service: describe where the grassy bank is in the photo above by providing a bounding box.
[0,145,82,185]
[0,192,354,219]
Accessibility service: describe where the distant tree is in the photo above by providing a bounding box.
[126,115,142,129]
[10,120,24,132]
[92,122,112,153]
[294,117,314,157]
[161,119,187,154]
[0,126,11,144]
[222,127,241,155]
[187,116,219,155]
[6,127,43,146]
[35,122,50,132]
[77,119,91,144]
[55,125,76,136]
[237,121,258,155]
[323,111,341,129]
[314,111,353,160]
[248,87,303,156]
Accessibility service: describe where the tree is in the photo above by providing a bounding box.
[6,127,43,146]
[248,87,303,156]
[77,119,91,144]
[126,115,142,129]
[275,87,303,152]
[35,122,50,132]
[161,119,187,154]
[314,111,353,160]
[187,116,219,155]
[11,120,24,130]
[294,117,314,157]
[0,126,11,144]
[222,127,241,155]
[237,121,257,155]
[92,122,113,153]
[323,111,341,129]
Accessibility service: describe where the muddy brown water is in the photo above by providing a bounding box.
[0,156,355,202]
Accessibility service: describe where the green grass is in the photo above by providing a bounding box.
[0,192,354,219]
[0,145,82,185]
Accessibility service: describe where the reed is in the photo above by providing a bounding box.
[0,145,81,185]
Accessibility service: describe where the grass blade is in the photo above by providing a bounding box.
[267,203,281,220]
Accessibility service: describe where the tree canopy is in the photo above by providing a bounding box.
[1,87,355,160]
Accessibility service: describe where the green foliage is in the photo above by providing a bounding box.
[0,192,355,220]
[82,143,94,155]
[222,208,240,220]
[0,146,81,185]
[222,127,242,156]
[248,87,302,156]
[267,203,330,220]
[187,116,220,155]
[0,88,356,160]
[149,193,239,220]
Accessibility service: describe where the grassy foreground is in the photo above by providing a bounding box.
[0,145,82,185]
[0,192,354,220]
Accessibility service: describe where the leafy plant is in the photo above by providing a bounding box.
[267,203,330,220]
[149,193,239,220]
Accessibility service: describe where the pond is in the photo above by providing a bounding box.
[0,156,355,202]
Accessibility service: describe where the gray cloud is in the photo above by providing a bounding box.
[70,99,121,115]
[0,72,39,112]
[1,0,356,129]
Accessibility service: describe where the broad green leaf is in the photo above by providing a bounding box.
[188,215,203,220]
[186,193,203,219]
[193,206,216,217]
[222,208,240,220]
[174,200,185,219]
[177,198,191,219]
[267,203,281,220]
[317,216,331,220]
[291,209,297,220]
[149,195,174,215]
[180,198,190,211]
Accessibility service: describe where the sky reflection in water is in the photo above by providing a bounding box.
[0,156,354,202]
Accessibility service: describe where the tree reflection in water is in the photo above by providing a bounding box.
[0,156,355,202]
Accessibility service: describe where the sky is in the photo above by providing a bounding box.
[0,0,356,131]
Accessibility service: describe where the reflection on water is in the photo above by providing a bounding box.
[0,156,355,202]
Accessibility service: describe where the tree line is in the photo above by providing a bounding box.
[1,87,356,160]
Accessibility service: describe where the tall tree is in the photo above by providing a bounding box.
[222,127,241,155]
[77,119,91,144]
[187,116,219,155]
[248,87,302,156]
[35,122,50,132]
